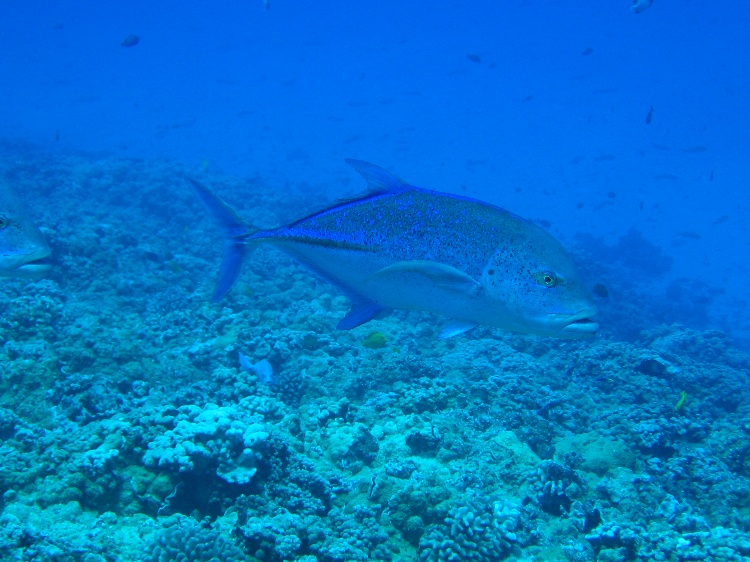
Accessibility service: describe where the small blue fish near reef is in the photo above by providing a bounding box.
[238,352,274,385]
[191,160,598,339]
[0,184,51,278]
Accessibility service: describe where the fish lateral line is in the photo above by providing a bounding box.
[264,233,379,254]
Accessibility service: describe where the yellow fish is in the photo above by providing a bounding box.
[675,391,688,411]
[361,332,387,349]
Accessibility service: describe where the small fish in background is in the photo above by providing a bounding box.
[238,352,275,385]
[594,154,616,162]
[121,34,140,47]
[0,184,51,278]
[681,146,708,153]
[466,54,482,64]
[592,284,609,298]
[645,106,654,124]
[581,47,594,56]
[632,0,654,14]
[675,390,688,411]
[361,332,388,349]
[712,215,728,225]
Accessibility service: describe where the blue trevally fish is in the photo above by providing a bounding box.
[190,160,598,338]
[0,183,51,279]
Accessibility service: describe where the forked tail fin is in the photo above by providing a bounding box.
[188,178,258,302]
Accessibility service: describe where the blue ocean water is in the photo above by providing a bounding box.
[1,1,749,561]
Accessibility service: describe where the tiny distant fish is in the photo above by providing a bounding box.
[681,146,707,153]
[466,54,482,63]
[238,352,274,385]
[632,0,654,13]
[0,184,51,278]
[594,154,615,162]
[675,390,688,411]
[645,106,654,124]
[709,169,715,181]
[121,34,140,47]
[191,160,599,339]
[581,47,594,56]
[592,284,609,298]
[712,215,728,225]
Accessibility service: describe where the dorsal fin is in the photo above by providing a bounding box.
[345,159,409,192]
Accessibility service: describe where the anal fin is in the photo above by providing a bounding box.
[440,320,477,339]
[337,298,383,330]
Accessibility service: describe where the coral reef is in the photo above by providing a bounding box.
[0,145,749,561]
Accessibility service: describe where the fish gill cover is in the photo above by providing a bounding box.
[0,1,749,561]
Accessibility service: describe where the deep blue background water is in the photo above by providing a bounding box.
[2,0,748,341]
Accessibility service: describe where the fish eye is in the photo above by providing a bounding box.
[537,271,557,287]
[0,216,7,229]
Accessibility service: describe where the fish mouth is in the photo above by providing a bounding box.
[560,307,599,336]
[15,260,52,277]
[7,248,52,278]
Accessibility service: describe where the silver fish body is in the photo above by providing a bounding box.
[191,160,598,338]
[0,184,51,279]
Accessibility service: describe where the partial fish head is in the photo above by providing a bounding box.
[0,188,51,279]
[481,224,598,338]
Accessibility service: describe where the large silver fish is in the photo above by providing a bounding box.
[0,184,51,279]
[191,160,598,338]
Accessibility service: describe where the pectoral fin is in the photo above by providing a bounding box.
[367,260,482,296]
